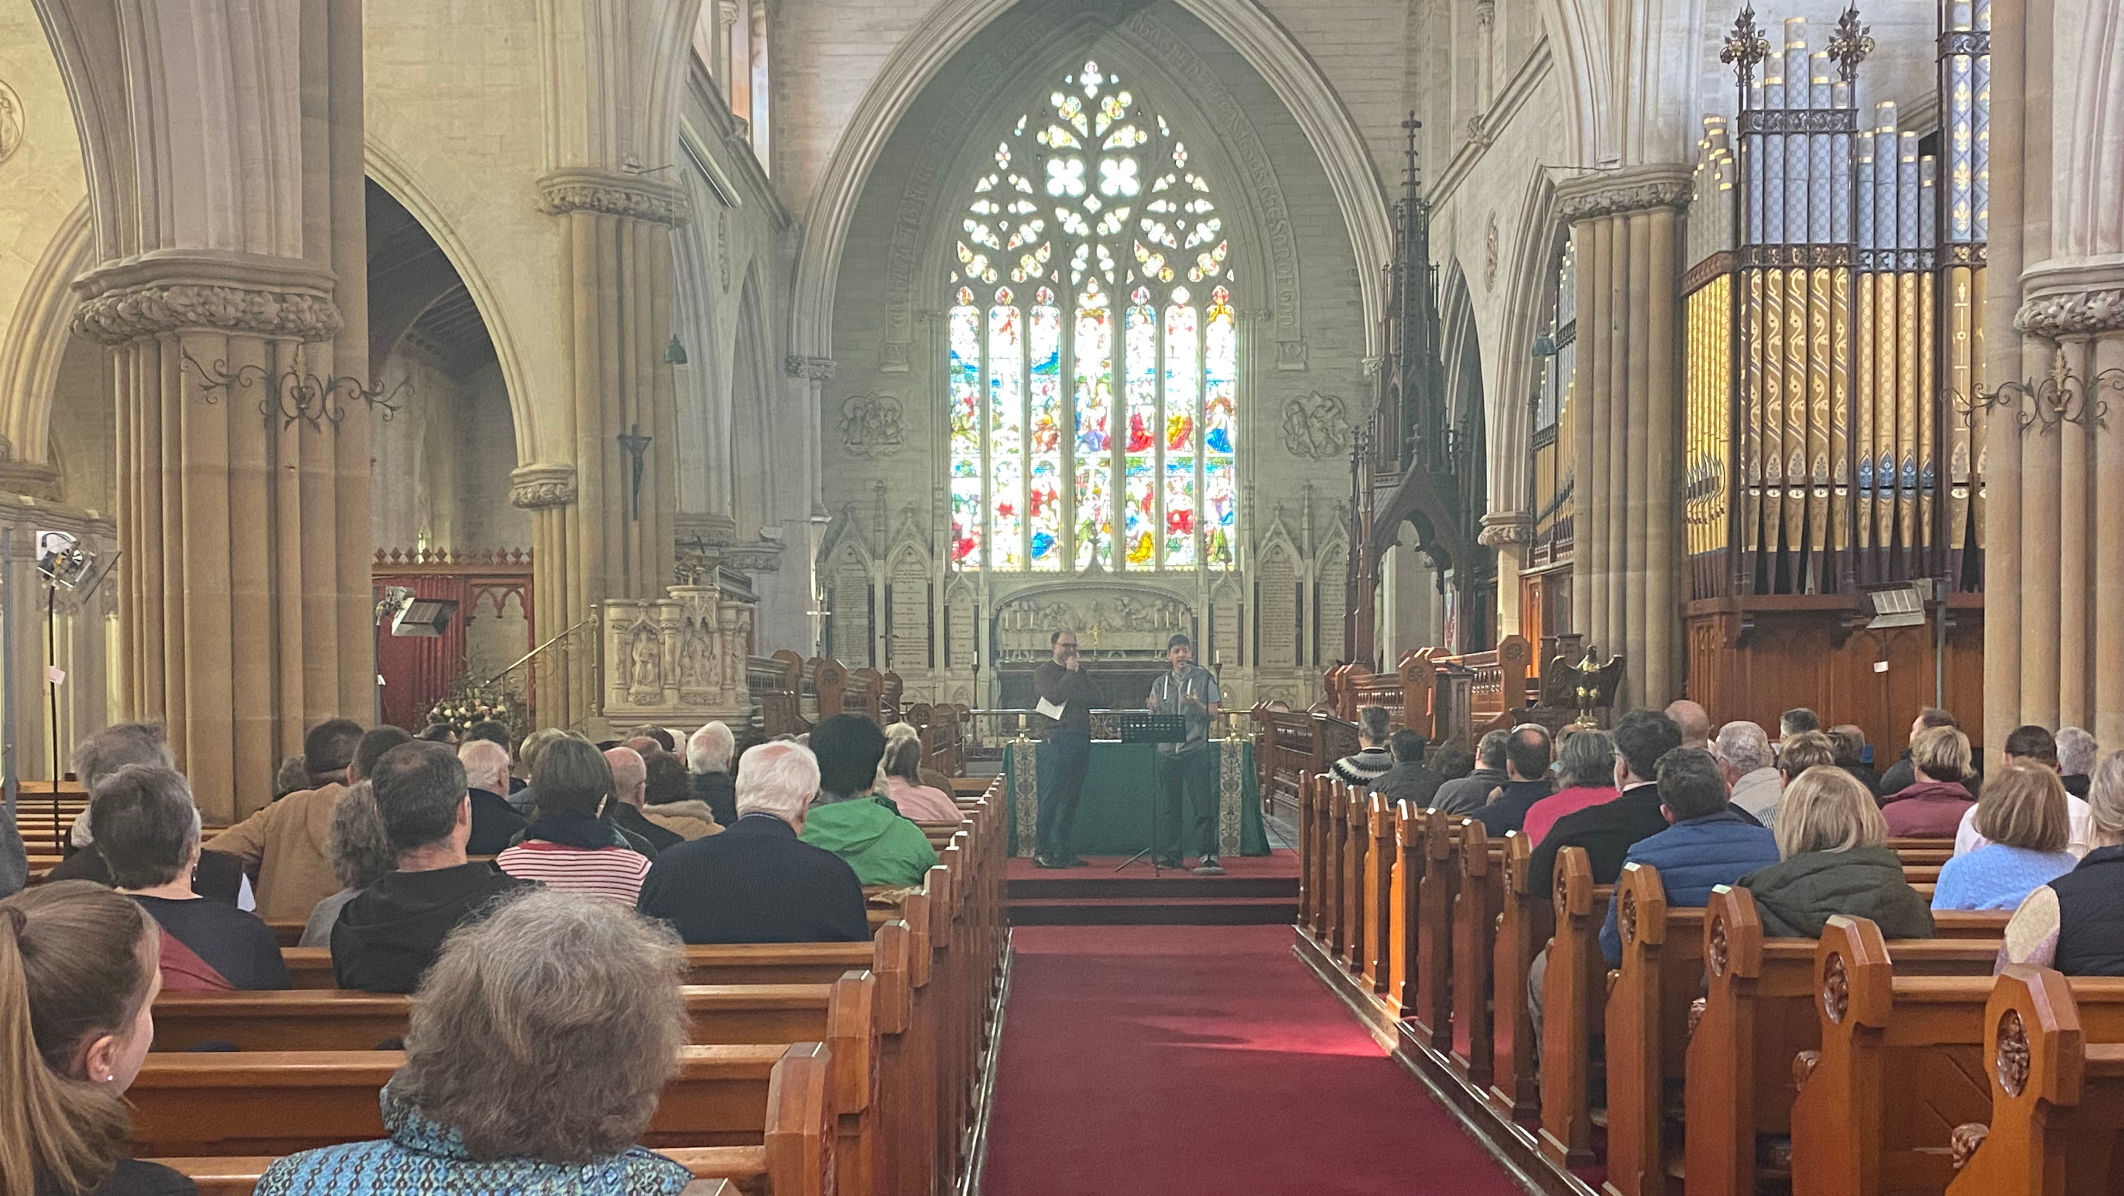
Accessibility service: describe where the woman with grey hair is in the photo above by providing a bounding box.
[2058,727,2100,798]
[298,783,397,948]
[257,890,696,1193]
[1520,729,1619,846]
[94,764,289,991]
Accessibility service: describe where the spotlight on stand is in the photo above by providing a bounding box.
[1861,579,1931,630]
[34,531,91,590]
[392,597,457,638]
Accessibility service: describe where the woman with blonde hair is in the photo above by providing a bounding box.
[1931,761,2077,910]
[1999,750,2124,975]
[0,880,192,1196]
[1738,765,1933,938]
[1878,724,1977,837]
[259,890,694,1193]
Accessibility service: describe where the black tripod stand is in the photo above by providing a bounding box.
[1112,712,1188,874]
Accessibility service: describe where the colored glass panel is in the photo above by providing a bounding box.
[1203,459,1235,566]
[988,302,1024,568]
[1124,455,1155,565]
[1165,304,1198,451]
[1074,298,1113,568]
[1203,289,1236,459]
[1027,302,1063,570]
[945,62,1238,572]
[1124,303,1157,454]
[1164,455,1197,566]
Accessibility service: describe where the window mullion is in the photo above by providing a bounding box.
[1061,301,1077,568]
[980,307,993,571]
[1154,305,1168,571]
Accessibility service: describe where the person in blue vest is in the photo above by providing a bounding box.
[1146,633,1223,875]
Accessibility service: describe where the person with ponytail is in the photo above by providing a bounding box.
[0,880,193,1196]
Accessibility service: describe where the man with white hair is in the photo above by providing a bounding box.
[636,741,869,943]
[1712,721,1780,825]
[601,745,682,854]
[686,720,739,827]
[455,739,529,855]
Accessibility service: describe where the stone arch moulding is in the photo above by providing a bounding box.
[1484,166,1563,519]
[789,0,1394,366]
[0,199,91,464]
[881,10,1301,379]
[365,138,541,458]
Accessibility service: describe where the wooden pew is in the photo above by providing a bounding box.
[748,650,806,737]
[1364,792,1396,994]
[1601,862,1708,1196]
[1450,818,1503,1091]
[1945,966,2124,1196]
[1408,809,1461,1052]
[1537,846,1613,1170]
[1341,781,1369,970]
[167,1158,742,1196]
[1792,925,2124,1196]
[1683,887,2009,1196]
[130,1043,831,1158]
[1487,829,1549,1125]
[282,940,884,990]
[1391,799,1424,1017]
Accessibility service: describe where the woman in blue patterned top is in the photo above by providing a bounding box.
[258,890,695,1195]
[1931,761,2078,911]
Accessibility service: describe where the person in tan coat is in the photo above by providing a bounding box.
[203,719,367,922]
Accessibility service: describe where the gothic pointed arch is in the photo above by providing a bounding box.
[789,0,1393,368]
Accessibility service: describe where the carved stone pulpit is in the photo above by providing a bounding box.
[602,584,757,723]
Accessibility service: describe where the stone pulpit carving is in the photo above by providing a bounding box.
[602,584,756,722]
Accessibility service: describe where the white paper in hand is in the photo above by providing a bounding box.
[1035,696,1066,721]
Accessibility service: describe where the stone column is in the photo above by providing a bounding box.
[1558,166,1691,708]
[1479,511,1532,638]
[533,171,689,727]
[1981,0,2124,753]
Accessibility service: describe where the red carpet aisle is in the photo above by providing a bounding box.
[983,925,1529,1195]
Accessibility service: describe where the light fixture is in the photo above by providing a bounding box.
[392,597,458,638]
[1861,579,1931,630]
[665,334,689,365]
[1531,333,1559,358]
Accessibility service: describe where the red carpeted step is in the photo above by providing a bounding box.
[1007,895,1297,926]
[985,925,1530,1194]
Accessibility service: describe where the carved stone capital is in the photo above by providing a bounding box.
[1477,511,1533,546]
[2016,259,2124,338]
[536,169,690,226]
[0,459,61,501]
[71,252,343,346]
[1556,164,1694,224]
[509,464,579,510]
[676,511,740,547]
[785,355,837,382]
[722,542,784,573]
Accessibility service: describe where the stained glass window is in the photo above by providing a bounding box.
[945,61,1238,571]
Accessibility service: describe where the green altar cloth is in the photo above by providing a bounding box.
[1003,738,1269,858]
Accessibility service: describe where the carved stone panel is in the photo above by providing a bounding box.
[887,551,932,672]
[944,577,977,670]
[602,584,756,722]
[1257,543,1299,669]
[1280,392,1354,461]
[826,550,872,667]
[1315,544,1349,667]
[991,585,1194,663]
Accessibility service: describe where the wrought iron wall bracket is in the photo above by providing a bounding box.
[1956,353,2124,437]
[182,349,407,432]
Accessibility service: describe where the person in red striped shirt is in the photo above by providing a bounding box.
[496,738,652,906]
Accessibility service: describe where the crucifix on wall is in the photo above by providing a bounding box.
[617,424,652,520]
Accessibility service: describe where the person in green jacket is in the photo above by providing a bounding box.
[801,715,940,887]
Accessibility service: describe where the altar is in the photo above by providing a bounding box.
[1002,737,1270,858]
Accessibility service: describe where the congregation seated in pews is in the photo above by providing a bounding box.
[1282,684,2124,1196]
[5,689,1005,1196]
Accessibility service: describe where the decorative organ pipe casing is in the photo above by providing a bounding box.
[1680,6,1985,604]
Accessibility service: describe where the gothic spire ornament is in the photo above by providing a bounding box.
[1825,4,1875,83]
[1720,5,1772,95]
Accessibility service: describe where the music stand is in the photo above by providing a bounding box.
[1112,713,1188,874]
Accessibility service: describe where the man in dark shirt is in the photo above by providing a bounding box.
[1475,725,1556,837]
[1527,709,1682,892]
[332,742,532,993]
[637,740,869,943]
[1370,729,1444,810]
[456,738,532,855]
[1030,627,1100,867]
[1433,730,1510,815]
